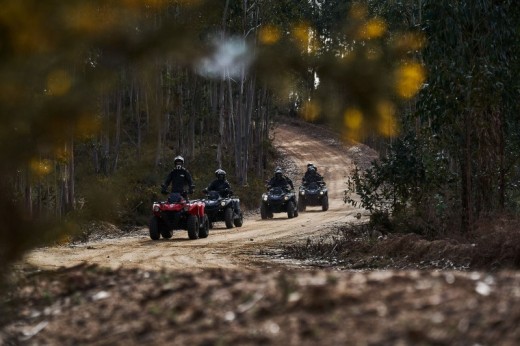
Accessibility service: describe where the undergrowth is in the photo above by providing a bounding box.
[282,218,520,271]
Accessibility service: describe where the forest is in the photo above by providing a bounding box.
[0,0,519,275]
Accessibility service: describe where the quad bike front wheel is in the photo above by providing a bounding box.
[260,203,268,220]
[224,207,234,229]
[199,214,209,238]
[287,201,296,219]
[322,195,329,211]
[187,214,200,240]
[149,216,161,240]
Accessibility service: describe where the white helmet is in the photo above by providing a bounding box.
[174,155,184,169]
[215,169,226,178]
[173,155,184,165]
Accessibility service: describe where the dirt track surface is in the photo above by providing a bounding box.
[7,121,519,345]
[23,122,371,271]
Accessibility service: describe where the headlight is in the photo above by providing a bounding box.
[320,191,324,195]
[153,204,160,212]
[300,191,305,195]
[221,201,226,206]
[263,195,268,201]
[284,196,289,200]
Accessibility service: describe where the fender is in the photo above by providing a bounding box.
[188,201,205,217]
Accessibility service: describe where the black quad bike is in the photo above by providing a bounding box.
[298,181,329,212]
[149,193,209,240]
[202,190,244,229]
[260,187,299,219]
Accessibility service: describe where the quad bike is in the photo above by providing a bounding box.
[260,187,299,219]
[298,181,329,212]
[149,192,209,240]
[202,190,243,229]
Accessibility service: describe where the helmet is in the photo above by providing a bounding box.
[174,155,184,164]
[215,169,226,179]
[174,155,184,169]
[307,162,314,168]
[308,166,316,173]
[274,167,283,174]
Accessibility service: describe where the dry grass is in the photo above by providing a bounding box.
[282,216,520,271]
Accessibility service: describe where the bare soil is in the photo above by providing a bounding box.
[2,119,520,345]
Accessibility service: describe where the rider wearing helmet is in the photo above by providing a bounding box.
[302,163,323,186]
[268,167,294,190]
[161,155,195,198]
[204,168,233,197]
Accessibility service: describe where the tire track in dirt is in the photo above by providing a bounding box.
[23,122,370,271]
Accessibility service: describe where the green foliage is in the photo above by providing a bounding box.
[349,0,520,235]
[345,135,426,214]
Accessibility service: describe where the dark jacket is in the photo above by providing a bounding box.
[302,171,323,185]
[206,179,232,197]
[162,167,194,194]
[268,175,294,190]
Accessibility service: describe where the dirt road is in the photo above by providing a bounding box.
[24,122,370,271]
[9,121,520,346]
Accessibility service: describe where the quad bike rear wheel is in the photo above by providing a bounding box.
[298,197,306,212]
[187,214,200,240]
[234,211,244,227]
[199,214,209,238]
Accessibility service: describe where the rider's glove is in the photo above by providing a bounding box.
[160,185,168,195]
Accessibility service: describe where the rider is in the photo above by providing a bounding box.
[302,163,324,186]
[161,155,194,199]
[204,169,233,197]
[268,167,294,191]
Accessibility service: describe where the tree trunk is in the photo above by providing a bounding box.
[461,110,473,233]
[112,90,122,172]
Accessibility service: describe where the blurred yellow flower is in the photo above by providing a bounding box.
[54,146,70,163]
[259,25,281,45]
[301,100,320,122]
[66,3,117,33]
[395,63,426,99]
[359,19,387,40]
[47,69,72,96]
[30,158,53,177]
[76,114,101,138]
[343,108,363,130]
[377,101,397,137]
[394,32,426,52]
[292,23,310,51]
[349,3,367,20]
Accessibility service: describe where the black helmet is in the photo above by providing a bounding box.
[215,168,226,179]
[308,166,316,173]
[307,162,314,168]
[274,167,283,178]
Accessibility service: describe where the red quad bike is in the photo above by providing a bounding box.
[149,193,209,240]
